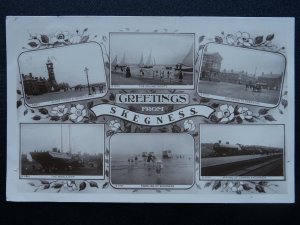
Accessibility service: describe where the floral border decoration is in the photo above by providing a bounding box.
[28,180,109,192]
[202,180,278,194]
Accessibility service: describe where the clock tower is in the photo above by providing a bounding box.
[46,57,58,91]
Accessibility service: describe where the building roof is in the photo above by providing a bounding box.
[204,52,223,61]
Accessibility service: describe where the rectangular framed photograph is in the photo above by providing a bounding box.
[110,133,195,189]
[197,43,286,107]
[110,32,195,89]
[20,123,105,180]
[200,124,285,180]
[19,42,108,107]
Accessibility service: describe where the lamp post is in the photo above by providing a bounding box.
[84,67,91,95]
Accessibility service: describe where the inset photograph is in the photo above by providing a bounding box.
[110,133,194,188]
[200,124,284,180]
[19,42,107,107]
[110,33,194,89]
[197,43,286,107]
[20,123,104,179]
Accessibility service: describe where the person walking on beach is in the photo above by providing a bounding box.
[155,159,163,176]
[126,66,131,78]
[179,70,183,83]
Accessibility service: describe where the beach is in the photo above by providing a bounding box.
[111,153,194,185]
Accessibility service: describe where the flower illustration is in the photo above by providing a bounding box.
[226,34,236,45]
[236,31,254,47]
[216,104,234,123]
[50,31,70,43]
[109,120,121,131]
[51,105,68,117]
[183,119,196,131]
[69,34,81,44]
[237,107,253,120]
[70,104,87,122]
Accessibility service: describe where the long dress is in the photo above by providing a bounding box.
[126,67,131,78]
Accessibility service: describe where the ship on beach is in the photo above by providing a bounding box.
[139,50,155,69]
[29,124,84,171]
[175,45,193,73]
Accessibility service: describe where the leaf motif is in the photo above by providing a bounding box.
[264,115,276,121]
[236,190,242,195]
[204,182,212,188]
[52,183,63,189]
[255,184,265,193]
[109,93,115,101]
[200,97,210,103]
[281,99,288,108]
[102,182,109,189]
[61,114,69,122]
[24,109,28,116]
[258,108,269,115]
[79,181,86,191]
[17,90,22,95]
[80,35,89,43]
[38,108,48,115]
[266,34,274,41]
[198,35,205,43]
[44,184,50,189]
[211,103,219,108]
[105,170,109,177]
[86,101,94,109]
[236,116,243,124]
[214,36,223,44]
[102,99,109,103]
[40,34,49,43]
[212,181,221,190]
[50,116,60,121]
[28,42,38,47]
[32,115,41,120]
[283,91,288,96]
[254,36,264,45]
[192,132,199,137]
[105,148,110,155]
[89,181,99,188]
[158,127,168,133]
[41,180,49,184]
[28,182,35,186]
[17,100,22,108]
[195,155,199,163]
[196,183,201,189]
[171,124,181,133]
[245,117,255,122]
[258,181,268,186]
[242,183,252,191]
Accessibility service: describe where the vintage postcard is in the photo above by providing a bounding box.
[6,16,294,203]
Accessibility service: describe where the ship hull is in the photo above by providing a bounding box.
[30,151,83,170]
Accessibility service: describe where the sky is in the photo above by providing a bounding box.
[110,133,194,155]
[201,125,284,148]
[19,42,106,86]
[110,33,194,65]
[21,124,104,155]
[206,43,285,76]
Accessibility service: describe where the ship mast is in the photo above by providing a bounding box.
[61,124,63,152]
[69,124,71,154]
